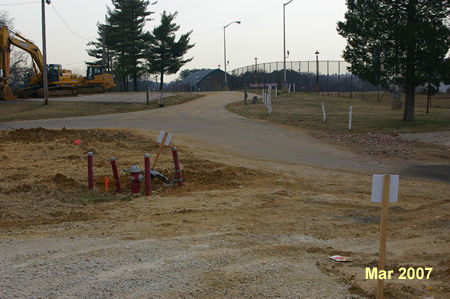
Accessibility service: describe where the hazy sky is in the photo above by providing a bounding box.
[1,0,348,81]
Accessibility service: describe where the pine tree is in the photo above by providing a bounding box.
[337,0,450,122]
[146,11,194,106]
[106,0,153,91]
[86,22,113,73]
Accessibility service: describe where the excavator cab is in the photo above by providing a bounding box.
[86,65,104,81]
[47,64,62,83]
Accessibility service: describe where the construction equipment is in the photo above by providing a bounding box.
[77,65,115,94]
[0,26,115,100]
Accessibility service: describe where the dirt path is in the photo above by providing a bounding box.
[3,91,408,174]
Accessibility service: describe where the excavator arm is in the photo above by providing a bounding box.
[0,26,44,100]
[10,32,44,85]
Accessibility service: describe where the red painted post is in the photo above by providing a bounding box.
[110,157,121,193]
[144,153,152,196]
[172,147,184,186]
[88,152,94,190]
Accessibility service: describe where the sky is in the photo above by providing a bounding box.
[1,0,348,81]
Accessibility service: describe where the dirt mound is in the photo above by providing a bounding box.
[311,131,416,157]
[0,128,265,228]
[53,173,81,189]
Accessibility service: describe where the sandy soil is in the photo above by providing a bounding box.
[0,128,448,298]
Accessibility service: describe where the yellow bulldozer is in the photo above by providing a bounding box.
[0,26,115,100]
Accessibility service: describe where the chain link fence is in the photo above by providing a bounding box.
[229,60,382,94]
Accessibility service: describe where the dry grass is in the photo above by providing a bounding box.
[227,92,450,134]
[0,93,205,122]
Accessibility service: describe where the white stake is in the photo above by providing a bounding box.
[348,105,353,130]
[268,85,272,113]
[322,102,327,123]
[275,86,278,99]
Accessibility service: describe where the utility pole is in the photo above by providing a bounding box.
[283,0,293,85]
[254,57,258,94]
[41,0,51,105]
[315,50,320,94]
[223,21,241,90]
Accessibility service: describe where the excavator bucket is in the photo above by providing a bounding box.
[0,85,16,100]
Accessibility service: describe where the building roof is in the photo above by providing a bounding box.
[179,69,222,85]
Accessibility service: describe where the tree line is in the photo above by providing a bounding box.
[86,0,194,95]
[337,0,449,122]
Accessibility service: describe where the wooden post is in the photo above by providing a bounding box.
[153,132,168,168]
[377,175,391,299]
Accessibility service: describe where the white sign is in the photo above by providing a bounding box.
[348,105,353,130]
[267,85,272,114]
[371,175,399,203]
[157,130,172,146]
[321,102,327,123]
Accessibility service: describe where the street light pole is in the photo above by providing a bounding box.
[254,57,258,93]
[315,50,320,94]
[283,0,293,85]
[223,20,241,90]
[41,0,51,105]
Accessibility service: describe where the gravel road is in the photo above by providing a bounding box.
[0,230,353,298]
[2,91,399,174]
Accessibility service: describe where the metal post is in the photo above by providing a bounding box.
[223,26,227,87]
[315,51,320,95]
[254,57,258,94]
[283,3,286,84]
[307,61,310,92]
[283,0,293,85]
[223,21,241,90]
[299,61,302,94]
[110,157,121,193]
[41,0,49,105]
[144,154,151,196]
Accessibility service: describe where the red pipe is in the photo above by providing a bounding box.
[110,157,121,193]
[144,153,152,195]
[172,147,184,186]
[88,152,94,190]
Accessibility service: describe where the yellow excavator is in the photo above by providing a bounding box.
[0,26,115,100]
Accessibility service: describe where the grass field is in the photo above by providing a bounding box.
[0,93,205,122]
[227,92,450,134]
